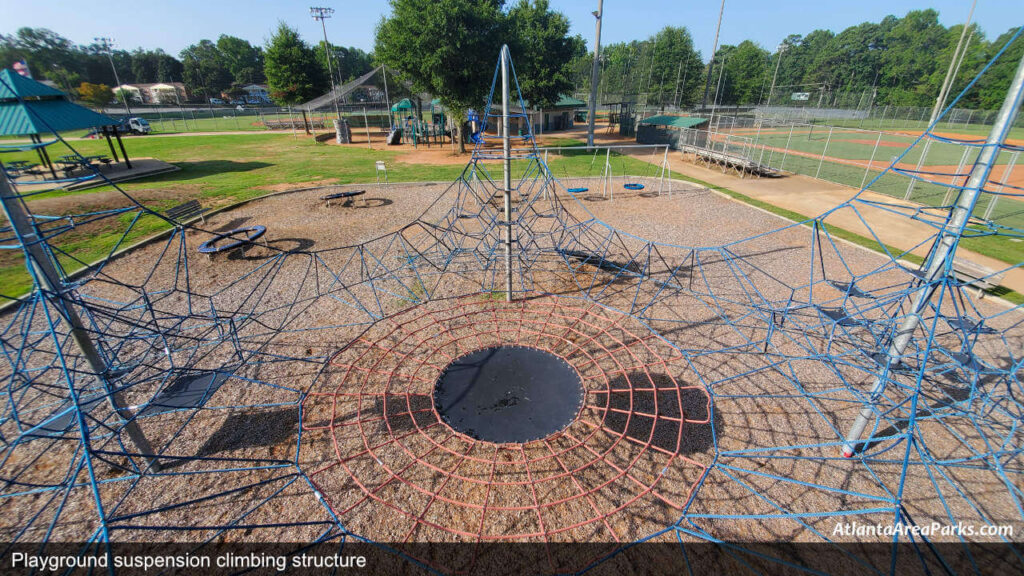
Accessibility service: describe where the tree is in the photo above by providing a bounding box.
[719,40,769,105]
[217,35,263,85]
[641,27,703,107]
[375,0,504,153]
[180,40,232,100]
[314,43,373,85]
[130,48,158,83]
[976,27,1024,110]
[78,82,113,108]
[506,0,585,109]
[263,23,327,105]
[155,51,184,83]
[879,10,949,106]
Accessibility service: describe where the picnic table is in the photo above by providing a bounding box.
[3,160,39,178]
[55,154,112,175]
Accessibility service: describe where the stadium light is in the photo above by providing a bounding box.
[586,0,603,148]
[310,6,341,120]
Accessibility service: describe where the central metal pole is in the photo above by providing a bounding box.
[841,51,1024,458]
[0,168,160,471]
[586,0,603,148]
[501,45,513,302]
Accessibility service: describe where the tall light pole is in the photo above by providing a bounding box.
[585,0,603,149]
[701,0,726,109]
[95,37,131,115]
[765,43,787,108]
[310,6,342,120]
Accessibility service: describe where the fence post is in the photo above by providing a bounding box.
[780,123,795,172]
[861,131,882,189]
[983,150,1017,221]
[815,126,833,179]
[941,146,972,206]
[603,147,611,198]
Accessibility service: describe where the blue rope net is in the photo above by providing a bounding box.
[1,39,1023,574]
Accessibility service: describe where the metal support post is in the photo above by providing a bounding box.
[861,132,882,189]
[815,127,833,179]
[501,45,513,302]
[841,52,1024,458]
[0,169,160,472]
[586,0,603,148]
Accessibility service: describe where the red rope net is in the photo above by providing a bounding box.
[301,293,711,569]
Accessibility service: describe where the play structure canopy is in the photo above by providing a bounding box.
[391,98,415,112]
[0,69,117,136]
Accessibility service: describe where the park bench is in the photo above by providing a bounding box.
[165,199,207,225]
[952,258,1004,297]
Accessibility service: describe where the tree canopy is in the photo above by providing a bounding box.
[263,23,328,105]
[375,0,505,150]
[1,8,1021,112]
[77,82,113,108]
[375,0,585,150]
[506,0,586,108]
[180,40,233,98]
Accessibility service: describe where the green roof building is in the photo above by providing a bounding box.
[636,115,709,149]
[0,68,133,175]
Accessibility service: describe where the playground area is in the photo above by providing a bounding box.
[3,170,1020,573]
[1,32,1023,576]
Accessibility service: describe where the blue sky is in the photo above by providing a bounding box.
[1,0,1020,62]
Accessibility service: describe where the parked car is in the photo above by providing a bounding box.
[209,97,225,105]
[229,99,245,105]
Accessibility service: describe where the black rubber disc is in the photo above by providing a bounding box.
[433,345,583,443]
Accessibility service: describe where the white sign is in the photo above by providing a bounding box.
[791,92,811,101]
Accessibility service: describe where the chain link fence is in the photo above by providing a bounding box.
[99,105,395,136]
[677,116,1022,233]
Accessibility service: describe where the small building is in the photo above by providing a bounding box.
[484,93,586,137]
[538,94,585,132]
[636,115,709,150]
[114,82,188,105]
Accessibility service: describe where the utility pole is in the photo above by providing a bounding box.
[765,43,787,108]
[95,37,131,116]
[904,0,976,200]
[586,0,603,148]
[0,168,160,472]
[702,0,726,109]
[310,6,342,120]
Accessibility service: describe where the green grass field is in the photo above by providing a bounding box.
[809,117,1024,140]
[712,124,1024,263]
